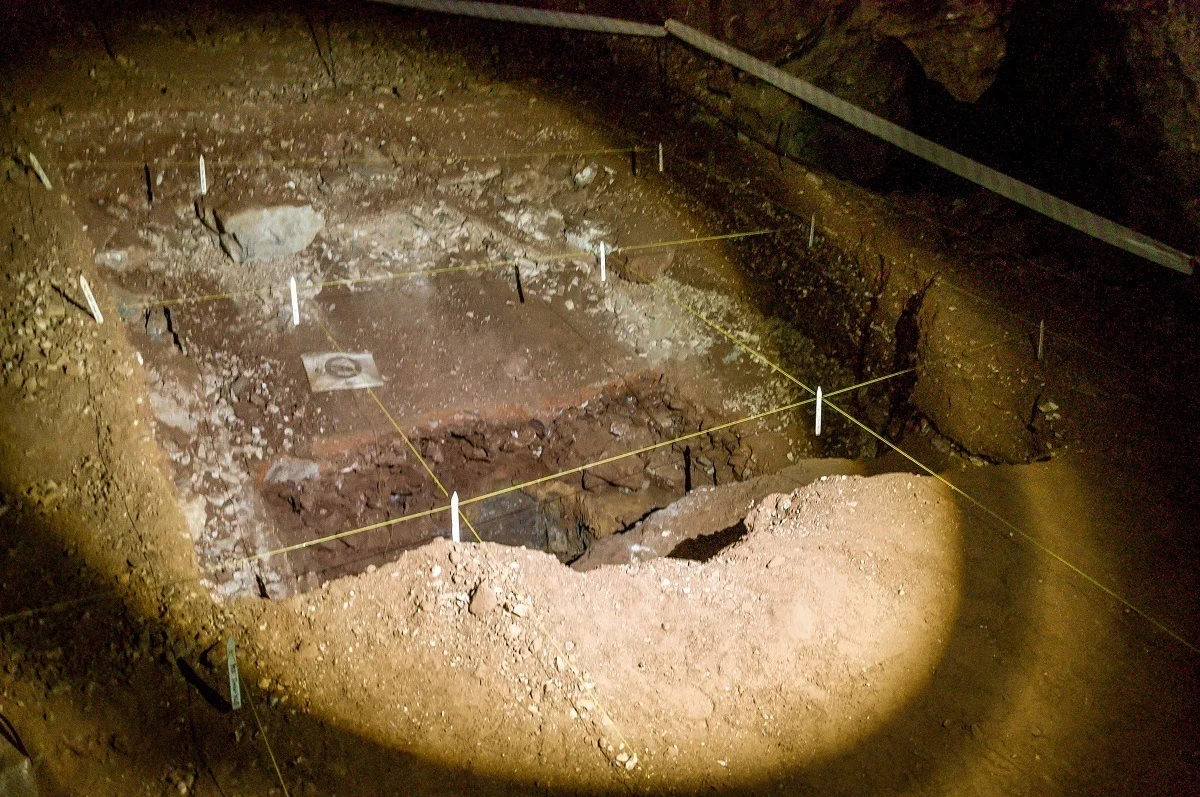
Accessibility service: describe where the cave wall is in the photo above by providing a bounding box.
[535,1,1014,102]
[1103,0,1200,248]
[541,0,1199,247]
[534,1,1015,180]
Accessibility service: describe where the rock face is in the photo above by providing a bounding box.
[729,29,916,183]
[1109,1,1200,248]
[910,285,1044,463]
[682,0,1013,104]
[213,204,324,262]
[665,0,1198,244]
[575,0,1014,181]
[566,1,1013,103]
[573,459,865,570]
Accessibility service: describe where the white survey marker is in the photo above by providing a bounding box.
[815,386,823,436]
[79,275,104,324]
[199,154,208,196]
[599,242,607,282]
[451,491,461,543]
[290,276,299,326]
[658,142,664,173]
[28,152,52,190]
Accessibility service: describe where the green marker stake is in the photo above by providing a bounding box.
[227,637,242,711]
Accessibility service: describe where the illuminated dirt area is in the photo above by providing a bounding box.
[2,1,1200,794]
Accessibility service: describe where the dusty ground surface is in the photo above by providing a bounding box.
[1,2,1198,795]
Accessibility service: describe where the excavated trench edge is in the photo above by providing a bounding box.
[254,376,839,594]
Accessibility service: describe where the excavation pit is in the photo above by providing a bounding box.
[4,4,1199,794]
[41,34,963,602]
[257,377,814,591]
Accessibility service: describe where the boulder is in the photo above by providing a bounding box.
[213,204,324,263]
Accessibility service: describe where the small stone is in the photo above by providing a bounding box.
[264,457,319,484]
[469,581,498,618]
[511,603,529,618]
[573,164,598,188]
[766,556,785,569]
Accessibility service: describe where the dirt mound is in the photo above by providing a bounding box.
[268,472,961,785]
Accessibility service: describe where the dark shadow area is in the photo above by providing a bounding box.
[666,519,746,562]
[0,496,613,796]
[176,657,233,714]
[908,0,1198,255]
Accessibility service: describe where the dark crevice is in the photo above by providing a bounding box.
[881,275,936,448]
[667,520,748,562]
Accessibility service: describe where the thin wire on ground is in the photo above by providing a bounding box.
[636,257,1200,657]
[50,145,642,170]
[245,687,292,797]
[311,315,640,782]
[127,224,800,311]
[0,330,1013,628]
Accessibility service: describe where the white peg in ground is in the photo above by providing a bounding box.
[79,275,104,324]
[451,491,460,543]
[599,242,607,282]
[658,142,664,172]
[28,152,52,190]
[290,276,299,327]
[815,386,823,436]
[199,154,208,196]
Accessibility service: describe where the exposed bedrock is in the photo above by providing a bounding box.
[551,0,1200,240]
[556,0,1013,101]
